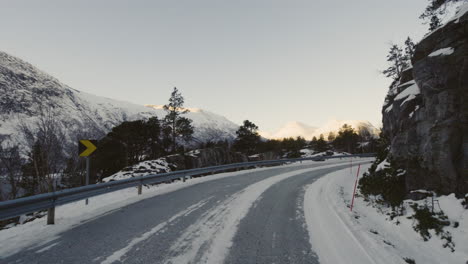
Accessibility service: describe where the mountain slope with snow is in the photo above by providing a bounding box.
[0,51,238,147]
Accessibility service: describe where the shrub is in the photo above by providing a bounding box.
[411,204,454,250]
[359,160,406,208]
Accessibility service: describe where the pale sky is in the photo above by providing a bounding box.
[0,0,429,132]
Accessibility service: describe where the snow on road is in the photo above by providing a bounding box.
[101,197,212,264]
[304,165,468,264]
[161,162,369,264]
[0,159,349,259]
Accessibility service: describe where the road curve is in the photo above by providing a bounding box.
[3,159,371,264]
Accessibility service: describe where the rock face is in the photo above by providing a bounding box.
[382,8,468,196]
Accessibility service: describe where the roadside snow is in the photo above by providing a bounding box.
[304,166,468,264]
[429,47,455,57]
[300,149,351,158]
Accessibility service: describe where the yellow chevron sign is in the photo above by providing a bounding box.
[79,140,97,157]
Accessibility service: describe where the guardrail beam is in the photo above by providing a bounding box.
[0,153,375,223]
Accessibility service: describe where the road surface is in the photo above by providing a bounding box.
[4,159,371,264]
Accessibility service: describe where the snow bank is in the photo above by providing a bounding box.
[300,149,351,158]
[102,158,171,182]
[429,47,455,57]
[304,166,468,264]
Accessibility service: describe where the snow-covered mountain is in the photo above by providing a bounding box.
[261,119,379,140]
[0,51,238,147]
[260,121,317,140]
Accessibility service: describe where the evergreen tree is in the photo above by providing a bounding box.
[383,44,407,81]
[93,118,164,180]
[404,37,415,61]
[333,124,360,153]
[233,120,261,155]
[163,87,194,153]
[310,136,318,150]
[316,134,328,152]
[327,131,336,142]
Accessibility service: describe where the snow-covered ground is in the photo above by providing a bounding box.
[300,148,350,158]
[304,165,468,264]
[102,158,171,182]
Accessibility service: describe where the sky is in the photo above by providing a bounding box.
[0,0,429,133]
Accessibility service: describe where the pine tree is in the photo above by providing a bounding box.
[333,124,360,153]
[163,87,194,153]
[310,136,318,150]
[327,131,336,142]
[383,44,407,81]
[404,37,415,61]
[316,134,328,152]
[233,120,261,155]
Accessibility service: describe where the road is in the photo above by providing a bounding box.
[4,159,371,264]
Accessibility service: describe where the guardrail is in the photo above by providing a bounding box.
[0,153,375,223]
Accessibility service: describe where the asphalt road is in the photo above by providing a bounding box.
[4,159,370,264]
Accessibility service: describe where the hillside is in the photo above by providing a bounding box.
[0,51,238,148]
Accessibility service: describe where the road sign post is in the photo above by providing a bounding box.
[85,156,90,205]
[79,140,97,205]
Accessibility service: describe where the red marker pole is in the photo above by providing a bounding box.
[350,164,361,212]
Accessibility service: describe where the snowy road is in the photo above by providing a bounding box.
[2,159,372,264]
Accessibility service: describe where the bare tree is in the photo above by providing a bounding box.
[18,107,67,195]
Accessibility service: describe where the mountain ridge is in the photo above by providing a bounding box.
[0,51,239,148]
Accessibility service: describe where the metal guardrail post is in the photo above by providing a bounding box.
[138,178,142,195]
[47,198,56,225]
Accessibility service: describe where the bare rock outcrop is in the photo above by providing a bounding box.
[382,8,468,196]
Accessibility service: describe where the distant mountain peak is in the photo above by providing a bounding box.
[261,119,379,140]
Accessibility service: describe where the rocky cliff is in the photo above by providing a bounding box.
[382,6,468,196]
